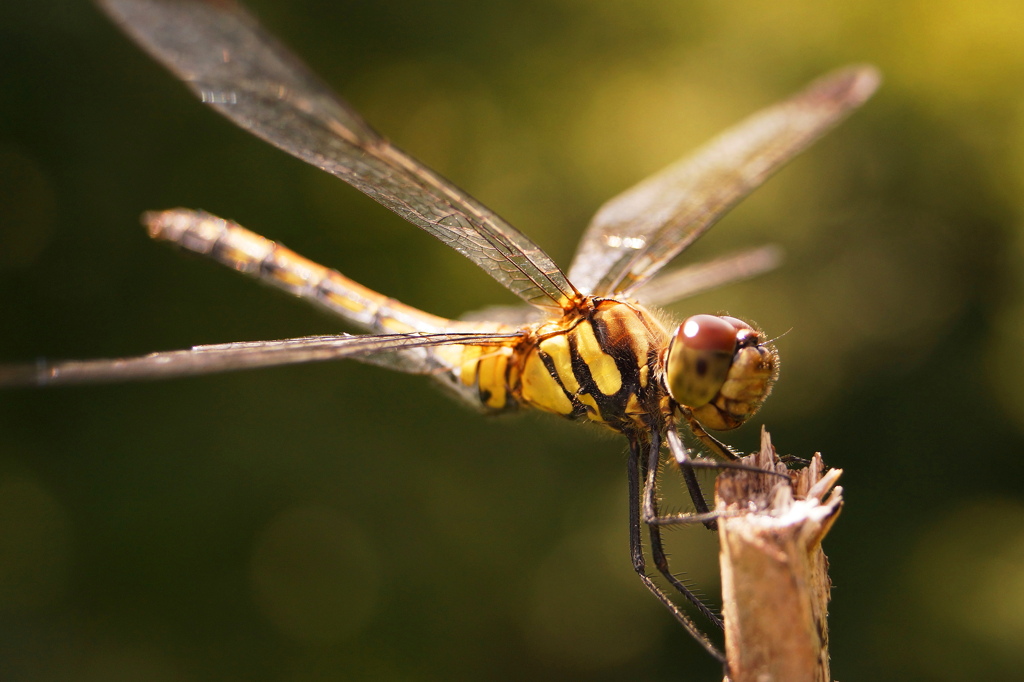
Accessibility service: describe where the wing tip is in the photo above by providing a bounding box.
[753,243,785,270]
[809,64,883,108]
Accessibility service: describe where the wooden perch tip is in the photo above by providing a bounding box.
[717,427,843,682]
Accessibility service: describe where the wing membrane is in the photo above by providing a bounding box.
[567,66,880,296]
[634,245,782,307]
[97,0,579,312]
[0,331,522,387]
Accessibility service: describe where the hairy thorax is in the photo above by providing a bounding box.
[509,298,671,432]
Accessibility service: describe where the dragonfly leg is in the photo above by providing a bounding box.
[640,430,725,630]
[648,422,791,531]
[661,423,718,531]
[627,435,724,661]
[680,407,741,460]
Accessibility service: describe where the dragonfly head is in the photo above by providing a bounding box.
[663,314,779,431]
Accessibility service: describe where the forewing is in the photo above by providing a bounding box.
[567,66,880,296]
[0,331,522,387]
[97,0,579,313]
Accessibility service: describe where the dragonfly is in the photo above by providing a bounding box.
[1,0,878,662]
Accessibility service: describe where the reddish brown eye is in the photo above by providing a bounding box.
[678,314,738,352]
[665,315,739,410]
[719,316,753,332]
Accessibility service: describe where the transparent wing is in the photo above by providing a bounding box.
[97,0,579,313]
[633,245,782,308]
[567,65,880,297]
[0,331,522,387]
[460,304,545,327]
[462,245,782,318]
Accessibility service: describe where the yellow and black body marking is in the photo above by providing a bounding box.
[505,299,671,433]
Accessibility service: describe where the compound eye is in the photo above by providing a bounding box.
[719,316,753,332]
[665,315,738,408]
[680,314,741,352]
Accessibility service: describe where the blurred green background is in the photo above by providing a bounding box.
[3,1,1024,680]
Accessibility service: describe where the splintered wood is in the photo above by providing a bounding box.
[717,428,843,682]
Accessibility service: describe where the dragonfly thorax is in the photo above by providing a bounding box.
[509,298,670,432]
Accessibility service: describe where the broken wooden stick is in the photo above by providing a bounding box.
[717,428,843,682]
